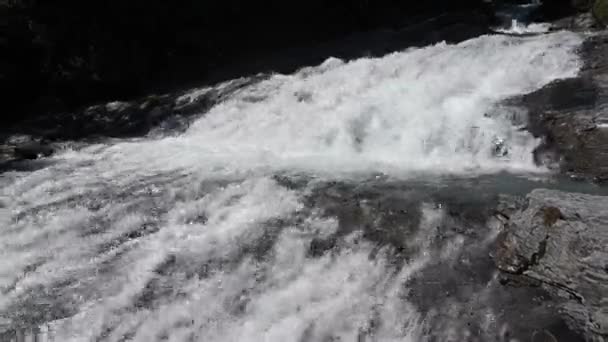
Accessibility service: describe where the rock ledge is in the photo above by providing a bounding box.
[496,189,608,341]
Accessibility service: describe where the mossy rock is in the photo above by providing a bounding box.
[593,0,608,26]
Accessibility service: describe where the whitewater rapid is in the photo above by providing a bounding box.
[0,31,583,342]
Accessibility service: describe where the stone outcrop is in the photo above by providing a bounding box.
[0,75,264,169]
[520,31,608,183]
[495,189,608,341]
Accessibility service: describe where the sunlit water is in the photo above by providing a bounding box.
[0,31,586,341]
[495,20,552,35]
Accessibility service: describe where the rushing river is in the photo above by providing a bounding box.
[0,29,592,341]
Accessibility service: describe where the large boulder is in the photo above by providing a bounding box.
[495,189,608,342]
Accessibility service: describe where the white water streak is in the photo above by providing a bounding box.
[40,31,583,179]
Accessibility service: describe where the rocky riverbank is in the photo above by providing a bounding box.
[491,16,608,340]
[518,29,608,183]
[495,189,608,341]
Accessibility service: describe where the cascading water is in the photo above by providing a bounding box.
[0,30,584,342]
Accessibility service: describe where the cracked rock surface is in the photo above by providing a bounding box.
[495,189,608,342]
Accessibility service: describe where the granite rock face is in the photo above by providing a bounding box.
[495,189,608,342]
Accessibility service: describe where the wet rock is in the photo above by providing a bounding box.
[0,134,53,162]
[2,0,493,130]
[573,0,595,11]
[519,32,608,183]
[532,330,558,342]
[13,142,53,160]
[495,189,608,341]
[550,12,598,30]
[593,0,608,26]
[492,136,509,157]
[534,0,582,20]
[2,75,267,143]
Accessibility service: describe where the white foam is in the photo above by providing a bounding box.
[495,20,552,35]
[105,101,130,112]
[45,31,582,179]
[8,178,426,342]
[0,31,585,342]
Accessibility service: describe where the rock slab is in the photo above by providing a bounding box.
[496,189,608,341]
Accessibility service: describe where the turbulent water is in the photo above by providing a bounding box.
[0,31,585,341]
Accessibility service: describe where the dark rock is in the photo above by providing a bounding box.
[1,0,494,130]
[519,32,608,183]
[495,189,608,341]
[542,0,608,31]
[1,74,260,142]
[550,12,598,30]
[13,142,53,160]
[534,0,582,21]
[532,330,559,342]
[0,134,53,162]
[537,0,595,21]
[573,0,596,11]
[0,144,13,162]
[516,0,608,27]
[593,0,608,25]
